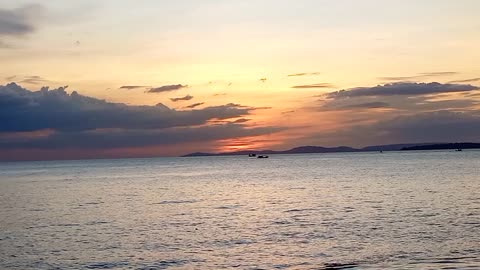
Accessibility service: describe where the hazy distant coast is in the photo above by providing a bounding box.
[183,142,480,157]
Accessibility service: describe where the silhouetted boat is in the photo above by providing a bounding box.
[248,154,257,157]
[456,149,463,152]
[257,155,269,159]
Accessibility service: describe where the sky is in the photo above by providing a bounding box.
[1,0,480,161]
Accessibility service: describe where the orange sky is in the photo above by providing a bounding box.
[1,1,480,160]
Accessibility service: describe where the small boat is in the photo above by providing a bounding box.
[257,155,269,159]
[456,149,463,152]
[248,154,257,157]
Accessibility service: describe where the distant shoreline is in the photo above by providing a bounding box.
[183,142,480,157]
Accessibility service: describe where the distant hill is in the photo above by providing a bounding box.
[182,146,357,157]
[283,146,357,153]
[401,143,480,151]
[182,142,479,157]
[360,143,442,152]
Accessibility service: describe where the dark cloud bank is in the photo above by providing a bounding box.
[0,83,281,159]
[342,110,480,145]
[313,81,480,146]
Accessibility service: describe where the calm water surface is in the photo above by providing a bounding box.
[0,151,479,269]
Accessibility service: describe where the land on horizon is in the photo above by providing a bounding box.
[183,142,480,157]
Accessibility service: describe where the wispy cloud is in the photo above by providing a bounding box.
[119,85,148,90]
[185,102,204,109]
[448,77,480,84]
[18,75,50,85]
[379,72,458,81]
[147,84,188,93]
[287,72,321,77]
[420,72,458,77]
[292,83,334,89]
[170,95,193,102]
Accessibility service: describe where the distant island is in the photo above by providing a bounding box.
[401,142,480,151]
[183,142,480,157]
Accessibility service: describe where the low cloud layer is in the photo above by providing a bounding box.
[0,83,282,157]
[350,111,480,144]
[0,123,282,150]
[147,84,188,93]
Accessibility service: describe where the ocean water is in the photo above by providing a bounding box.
[0,151,479,270]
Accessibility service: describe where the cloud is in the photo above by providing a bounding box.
[420,72,458,77]
[0,83,283,157]
[320,95,479,113]
[449,78,480,84]
[0,83,255,133]
[357,111,480,144]
[185,102,204,109]
[326,82,479,99]
[0,4,45,47]
[4,75,50,85]
[233,118,250,123]
[307,110,480,147]
[170,95,193,102]
[0,123,282,150]
[340,102,390,110]
[379,76,419,81]
[0,40,12,48]
[292,83,335,89]
[18,75,50,85]
[379,72,458,81]
[119,85,148,90]
[147,84,188,93]
[287,72,321,77]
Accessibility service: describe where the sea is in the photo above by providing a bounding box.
[0,150,479,269]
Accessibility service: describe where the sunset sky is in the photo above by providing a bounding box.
[1,0,480,160]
